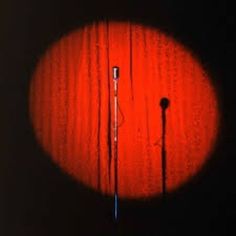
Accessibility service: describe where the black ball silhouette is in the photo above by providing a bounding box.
[160,97,170,109]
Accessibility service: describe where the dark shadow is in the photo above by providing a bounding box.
[160,97,170,197]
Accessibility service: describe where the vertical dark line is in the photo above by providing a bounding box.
[96,23,101,191]
[160,98,169,198]
[161,108,166,197]
[87,27,93,185]
[106,20,112,188]
[129,22,134,100]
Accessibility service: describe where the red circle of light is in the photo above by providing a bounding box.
[29,21,219,199]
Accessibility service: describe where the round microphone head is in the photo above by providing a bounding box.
[160,97,170,109]
[112,66,119,80]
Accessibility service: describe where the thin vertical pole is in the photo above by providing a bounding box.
[113,66,119,220]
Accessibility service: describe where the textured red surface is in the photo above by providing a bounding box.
[29,21,219,198]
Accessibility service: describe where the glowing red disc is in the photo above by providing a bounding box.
[29,21,219,198]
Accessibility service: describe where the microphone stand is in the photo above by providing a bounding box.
[113,66,119,221]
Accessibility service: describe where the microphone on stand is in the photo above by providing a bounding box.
[112,66,119,221]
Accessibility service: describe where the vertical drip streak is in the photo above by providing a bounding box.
[106,20,112,189]
[96,23,101,190]
[87,27,93,184]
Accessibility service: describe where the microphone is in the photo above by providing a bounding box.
[112,66,119,80]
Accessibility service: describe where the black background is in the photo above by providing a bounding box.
[0,0,235,235]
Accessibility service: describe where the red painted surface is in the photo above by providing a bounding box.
[29,21,219,199]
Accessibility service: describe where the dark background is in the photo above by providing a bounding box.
[0,0,235,235]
